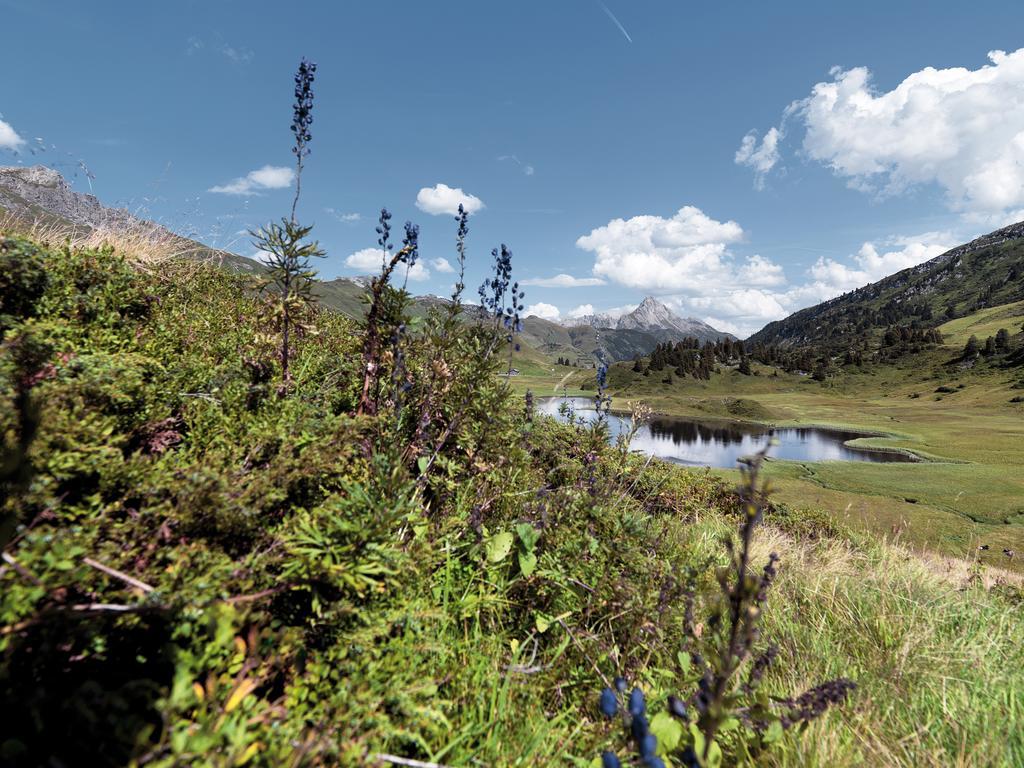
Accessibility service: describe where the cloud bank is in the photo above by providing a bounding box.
[576,205,953,336]
[739,48,1024,221]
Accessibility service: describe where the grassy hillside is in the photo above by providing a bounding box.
[602,300,1024,569]
[3,235,1024,767]
[749,221,1024,350]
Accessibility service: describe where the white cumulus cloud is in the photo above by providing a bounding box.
[576,204,955,337]
[567,304,595,319]
[429,257,455,273]
[345,247,430,281]
[522,273,606,288]
[576,206,762,294]
[742,48,1024,217]
[415,183,485,216]
[524,302,561,321]
[209,165,294,196]
[0,116,25,151]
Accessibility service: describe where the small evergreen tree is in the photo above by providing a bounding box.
[963,335,980,358]
[996,327,1011,351]
[251,59,324,391]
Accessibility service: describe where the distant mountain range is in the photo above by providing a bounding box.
[749,221,1024,350]
[561,296,733,341]
[524,296,735,362]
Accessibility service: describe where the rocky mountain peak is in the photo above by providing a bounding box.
[0,164,135,230]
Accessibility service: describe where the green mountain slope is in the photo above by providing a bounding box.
[749,221,1024,349]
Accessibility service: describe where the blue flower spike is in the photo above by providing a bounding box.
[628,687,646,717]
[667,694,688,719]
[599,687,618,718]
[643,757,666,768]
[630,713,649,745]
[638,732,658,759]
[613,676,628,693]
[601,751,621,768]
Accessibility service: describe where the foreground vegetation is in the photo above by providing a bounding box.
[2,232,1024,767]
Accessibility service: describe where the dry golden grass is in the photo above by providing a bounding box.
[0,210,240,277]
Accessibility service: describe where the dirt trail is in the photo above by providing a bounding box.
[552,370,575,395]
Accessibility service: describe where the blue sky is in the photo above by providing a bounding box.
[3,0,1024,336]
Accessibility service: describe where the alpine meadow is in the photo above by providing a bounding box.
[2,3,1024,767]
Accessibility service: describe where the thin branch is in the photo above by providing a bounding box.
[373,755,458,768]
[1,551,43,586]
[222,585,288,605]
[83,556,154,593]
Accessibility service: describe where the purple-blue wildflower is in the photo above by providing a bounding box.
[599,687,618,718]
[600,751,621,768]
[630,713,649,745]
[638,733,657,759]
[376,208,393,255]
[667,695,688,720]
[290,59,316,157]
[628,687,646,717]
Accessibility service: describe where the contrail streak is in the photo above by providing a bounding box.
[597,0,632,43]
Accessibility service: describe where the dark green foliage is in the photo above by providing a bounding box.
[0,237,49,332]
[963,334,980,358]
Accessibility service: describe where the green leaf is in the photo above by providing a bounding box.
[762,719,784,744]
[649,712,683,753]
[689,723,705,758]
[485,531,514,563]
[706,739,722,768]
[677,650,691,675]
[719,717,740,733]
[535,610,570,634]
[417,456,430,474]
[518,550,537,577]
[515,522,540,552]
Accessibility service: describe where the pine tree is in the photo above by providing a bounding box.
[963,335,980,358]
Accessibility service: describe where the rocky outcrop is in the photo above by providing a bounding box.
[0,165,138,229]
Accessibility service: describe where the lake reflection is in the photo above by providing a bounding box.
[536,397,915,468]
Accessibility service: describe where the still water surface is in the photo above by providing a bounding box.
[536,397,915,468]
